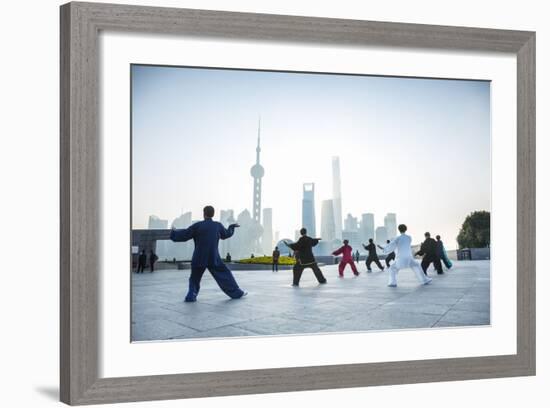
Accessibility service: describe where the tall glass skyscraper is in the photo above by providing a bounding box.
[302,183,316,236]
[384,213,397,240]
[360,213,375,243]
[321,199,336,241]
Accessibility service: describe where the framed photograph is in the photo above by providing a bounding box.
[60,2,535,405]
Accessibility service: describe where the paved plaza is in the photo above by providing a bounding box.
[131,260,490,342]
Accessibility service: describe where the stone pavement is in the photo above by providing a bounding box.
[131,260,490,341]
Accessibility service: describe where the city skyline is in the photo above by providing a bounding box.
[132,65,490,247]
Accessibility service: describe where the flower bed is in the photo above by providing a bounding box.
[236,256,296,265]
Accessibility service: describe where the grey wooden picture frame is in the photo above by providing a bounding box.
[60,1,536,405]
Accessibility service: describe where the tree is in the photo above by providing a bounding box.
[457,211,490,249]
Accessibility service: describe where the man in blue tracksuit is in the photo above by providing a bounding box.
[170,205,247,302]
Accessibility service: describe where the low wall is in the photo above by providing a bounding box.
[176,262,330,271]
[177,262,294,271]
[457,248,490,260]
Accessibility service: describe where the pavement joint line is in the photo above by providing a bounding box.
[431,266,480,327]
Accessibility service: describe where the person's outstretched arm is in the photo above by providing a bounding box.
[220,223,239,240]
[415,241,425,256]
[170,224,195,242]
[382,237,398,255]
[284,240,298,251]
[332,246,343,256]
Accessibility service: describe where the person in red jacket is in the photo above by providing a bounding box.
[332,239,359,277]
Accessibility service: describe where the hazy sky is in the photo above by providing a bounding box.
[131,65,490,247]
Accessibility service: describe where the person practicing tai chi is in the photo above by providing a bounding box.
[332,239,359,277]
[382,224,433,287]
[284,228,327,286]
[436,235,453,269]
[362,238,385,272]
[272,246,281,272]
[415,232,444,275]
[170,205,247,302]
[378,239,395,267]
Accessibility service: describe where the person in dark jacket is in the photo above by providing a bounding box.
[378,239,396,267]
[362,239,385,272]
[170,205,247,302]
[415,232,444,275]
[136,250,146,273]
[272,246,281,272]
[284,228,327,286]
[149,250,158,272]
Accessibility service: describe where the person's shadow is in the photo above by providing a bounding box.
[35,386,58,401]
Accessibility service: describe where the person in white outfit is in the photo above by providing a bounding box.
[381,224,433,287]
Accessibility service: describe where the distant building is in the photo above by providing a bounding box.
[375,226,388,245]
[148,215,168,229]
[360,213,375,246]
[332,156,343,239]
[262,208,273,254]
[302,183,316,237]
[344,213,358,231]
[172,212,192,228]
[343,213,360,249]
[321,199,336,241]
[342,230,360,250]
[232,209,263,259]
[148,215,168,258]
[384,213,397,240]
[219,209,235,259]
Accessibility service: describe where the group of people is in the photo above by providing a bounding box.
[135,249,159,273]
[166,205,452,302]
[327,228,452,287]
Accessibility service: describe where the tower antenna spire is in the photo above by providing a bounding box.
[256,116,261,163]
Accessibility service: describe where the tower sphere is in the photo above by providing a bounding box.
[250,163,264,178]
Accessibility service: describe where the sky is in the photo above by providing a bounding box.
[131,64,490,248]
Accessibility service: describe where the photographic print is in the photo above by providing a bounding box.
[130,64,491,342]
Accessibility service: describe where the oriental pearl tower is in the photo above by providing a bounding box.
[250,118,264,224]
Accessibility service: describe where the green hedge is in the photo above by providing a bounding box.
[236,256,296,265]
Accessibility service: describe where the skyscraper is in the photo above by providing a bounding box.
[332,156,343,240]
[148,215,168,230]
[344,213,358,232]
[360,213,375,244]
[384,213,397,240]
[343,214,360,249]
[262,208,273,254]
[302,183,316,237]
[321,199,336,241]
[250,118,264,224]
[375,226,388,245]
[148,215,168,258]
